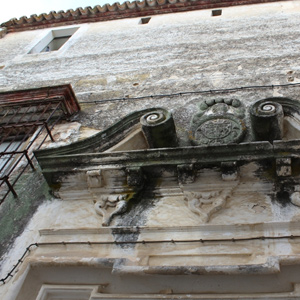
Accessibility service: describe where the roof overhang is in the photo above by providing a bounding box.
[1,0,293,33]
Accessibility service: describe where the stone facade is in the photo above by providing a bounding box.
[1,1,300,299]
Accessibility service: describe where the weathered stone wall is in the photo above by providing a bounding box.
[1,2,300,299]
[1,2,300,109]
[0,3,300,131]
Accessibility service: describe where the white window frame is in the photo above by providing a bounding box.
[29,27,79,54]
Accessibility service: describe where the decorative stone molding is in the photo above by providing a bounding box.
[94,194,128,226]
[86,167,145,226]
[177,164,195,184]
[190,98,246,146]
[126,167,144,187]
[276,158,292,177]
[86,168,130,226]
[34,103,300,224]
[250,99,284,142]
[221,161,238,181]
[182,182,238,223]
[86,170,103,188]
[140,108,178,148]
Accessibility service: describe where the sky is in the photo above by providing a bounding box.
[0,0,117,24]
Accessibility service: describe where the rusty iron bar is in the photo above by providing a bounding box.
[2,176,17,197]
[15,102,35,124]
[34,114,63,151]
[43,122,54,142]
[24,150,35,170]
[0,125,37,175]
[0,97,72,204]
[0,150,28,156]
[2,106,22,126]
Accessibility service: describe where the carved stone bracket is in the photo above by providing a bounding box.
[126,167,144,187]
[94,194,128,226]
[276,158,291,177]
[221,161,238,181]
[86,170,103,188]
[177,164,195,184]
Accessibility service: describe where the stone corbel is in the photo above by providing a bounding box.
[86,169,103,188]
[177,164,195,184]
[221,161,238,181]
[126,167,144,187]
[276,158,291,177]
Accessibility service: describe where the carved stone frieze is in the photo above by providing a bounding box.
[86,167,145,226]
[34,101,300,228]
[86,168,129,226]
[190,98,246,146]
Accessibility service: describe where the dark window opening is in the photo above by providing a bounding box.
[212,9,222,17]
[42,36,71,52]
[140,17,151,25]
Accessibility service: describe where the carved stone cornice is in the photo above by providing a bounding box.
[36,140,300,177]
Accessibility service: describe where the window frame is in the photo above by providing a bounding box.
[28,27,79,54]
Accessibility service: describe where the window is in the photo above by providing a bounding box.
[139,17,151,25]
[212,9,222,17]
[29,27,79,54]
[0,85,80,203]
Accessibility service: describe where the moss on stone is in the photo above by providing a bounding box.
[0,169,51,259]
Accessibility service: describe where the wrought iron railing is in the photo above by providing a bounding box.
[0,85,80,204]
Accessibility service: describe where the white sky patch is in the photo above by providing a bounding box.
[0,0,117,24]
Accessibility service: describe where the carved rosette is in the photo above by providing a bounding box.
[190,98,246,146]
